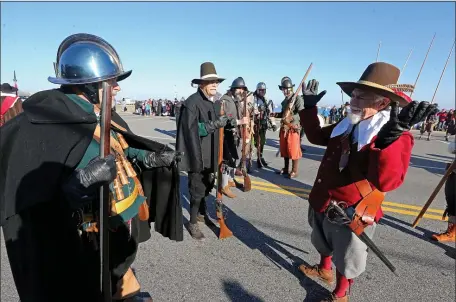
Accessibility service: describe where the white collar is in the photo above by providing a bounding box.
[330,109,391,151]
[1,92,17,97]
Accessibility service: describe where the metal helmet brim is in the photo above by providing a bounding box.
[48,33,132,85]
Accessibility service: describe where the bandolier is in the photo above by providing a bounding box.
[252,82,277,168]
[217,77,251,197]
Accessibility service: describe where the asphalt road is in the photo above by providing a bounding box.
[1,113,455,302]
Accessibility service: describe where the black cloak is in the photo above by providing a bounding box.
[176,89,220,173]
[0,89,182,301]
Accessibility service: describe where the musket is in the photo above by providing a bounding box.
[327,201,398,276]
[240,91,253,191]
[276,63,313,157]
[216,100,233,239]
[256,98,263,169]
[99,81,113,301]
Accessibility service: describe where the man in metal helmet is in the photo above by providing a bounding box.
[276,76,305,178]
[0,33,182,301]
[216,77,250,198]
[252,81,277,168]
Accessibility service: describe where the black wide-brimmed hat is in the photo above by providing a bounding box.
[191,62,225,85]
[337,62,411,107]
[1,83,18,94]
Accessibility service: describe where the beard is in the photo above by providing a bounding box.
[347,110,363,124]
[234,91,243,102]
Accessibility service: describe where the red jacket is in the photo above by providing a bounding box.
[300,106,414,221]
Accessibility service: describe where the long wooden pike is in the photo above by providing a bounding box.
[410,33,436,98]
[412,41,456,228]
[430,40,455,104]
[99,81,113,301]
[376,41,382,62]
[398,49,413,81]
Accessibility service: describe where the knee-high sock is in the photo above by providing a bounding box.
[333,270,352,298]
[319,254,332,270]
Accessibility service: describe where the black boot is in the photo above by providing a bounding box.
[186,222,205,241]
[260,153,268,167]
[197,198,218,227]
[276,158,289,175]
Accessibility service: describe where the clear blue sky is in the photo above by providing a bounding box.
[1,1,455,108]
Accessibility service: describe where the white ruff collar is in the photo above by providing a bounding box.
[0,92,17,97]
[330,109,391,151]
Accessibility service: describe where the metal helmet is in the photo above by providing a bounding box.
[278,76,295,90]
[48,33,132,85]
[256,82,266,90]
[230,77,248,90]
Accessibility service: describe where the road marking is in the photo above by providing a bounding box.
[236,179,446,220]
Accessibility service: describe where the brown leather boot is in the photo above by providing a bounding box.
[112,268,141,300]
[320,293,349,302]
[431,222,456,242]
[298,264,334,284]
[289,160,299,178]
[228,180,236,187]
[222,185,236,198]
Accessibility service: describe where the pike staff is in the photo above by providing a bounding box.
[430,40,455,104]
[410,33,436,98]
[398,49,413,81]
[99,81,113,301]
[412,40,456,228]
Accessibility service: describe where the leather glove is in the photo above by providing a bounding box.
[143,150,183,168]
[62,154,117,209]
[204,115,229,133]
[376,101,438,149]
[302,79,327,109]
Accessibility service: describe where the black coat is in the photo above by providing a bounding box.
[0,89,183,301]
[176,89,220,173]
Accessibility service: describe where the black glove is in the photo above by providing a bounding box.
[302,79,327,109]
[204,115,229,133]
[376,101,438,149]
[143,150,183,168]
[62,154,117,209]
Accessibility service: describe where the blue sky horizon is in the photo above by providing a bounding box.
[1,1,455,108]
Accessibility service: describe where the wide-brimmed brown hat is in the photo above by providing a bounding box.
[337,62,411,107]
[191,62,225,85]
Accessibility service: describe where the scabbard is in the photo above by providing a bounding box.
[357,231,398,276]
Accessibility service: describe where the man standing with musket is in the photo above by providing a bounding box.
[276,76,304,178]
[253,82,277,168]
[298,62,437,302]
[176,62,231,241]
[217,77,250,198]
[0,33,182,302]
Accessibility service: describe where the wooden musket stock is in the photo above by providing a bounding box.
[216,100,233,239]
[99,81,113,302]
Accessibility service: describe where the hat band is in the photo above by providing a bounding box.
[356,80,394,93]
[201,74,218,79]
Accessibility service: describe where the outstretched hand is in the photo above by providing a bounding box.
[302,79,327,108]
[376,101,438,149]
